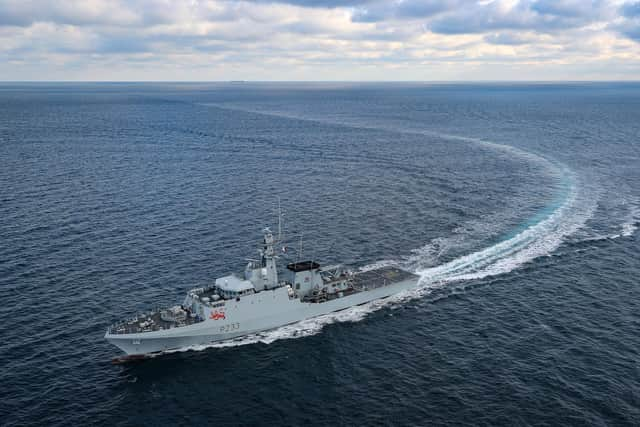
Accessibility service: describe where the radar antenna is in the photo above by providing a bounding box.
[277,196,283,243]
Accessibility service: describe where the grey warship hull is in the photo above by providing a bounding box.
[106,267,419,356]
[106,225,421,357]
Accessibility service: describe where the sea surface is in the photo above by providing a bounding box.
[1,82,639,426]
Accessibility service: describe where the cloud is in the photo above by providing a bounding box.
[619,25,640,41]
[428,0,613,35]
[531,0,605,19]
[352,0,461,23]
[621,1,640,17]
[246,0,372,6]
[484,32,537,45]
[616,1,640,42]
[0,0,141,27]
[0,0,639,80]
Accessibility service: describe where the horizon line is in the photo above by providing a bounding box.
[1,80,640,84]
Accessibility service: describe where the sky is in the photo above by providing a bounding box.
[1,0,640,81]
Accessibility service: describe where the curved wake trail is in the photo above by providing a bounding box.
[415,171,592,285]
[169,104,599,352]
[169,172,592,354]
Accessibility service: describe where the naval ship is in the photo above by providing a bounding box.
[105,226,419,360]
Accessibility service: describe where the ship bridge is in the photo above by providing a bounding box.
[215,275,255,299]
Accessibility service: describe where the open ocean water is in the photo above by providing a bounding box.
[0,82,639,426]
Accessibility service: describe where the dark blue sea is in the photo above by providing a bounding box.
[1,82,639,426]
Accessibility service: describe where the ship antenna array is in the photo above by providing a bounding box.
[277,196,283,244]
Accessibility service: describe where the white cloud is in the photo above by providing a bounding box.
[0,0,639,80]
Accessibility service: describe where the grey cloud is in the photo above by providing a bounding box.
[484,33,535,45]
[429,4,533,35]
[352,0,461,23]
[244,0,373,7]
[95,37,151,54]
[620,25,640,41]
[279,20,332,35]
[621,1,640,17]
[0,4,34,27]
[613,2,640,42]
[0,0,217,29]
[428,0,611,35]
[530,0,605,18]
[0,0,309,30]
[0,0,638,78]
[0,1,139,27]
[614,19,640,42]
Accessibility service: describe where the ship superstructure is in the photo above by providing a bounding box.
[105,226,419,358]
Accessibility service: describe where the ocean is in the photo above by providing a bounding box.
[0,82,639,426]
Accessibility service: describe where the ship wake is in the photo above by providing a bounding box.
[164,140,603,354]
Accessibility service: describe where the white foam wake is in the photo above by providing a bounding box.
[167,302,379,352]
[620,203,639,237]
[164,165,595,354]
[416,176,593,284]
[583,199,639,241]
[170,104,599,352]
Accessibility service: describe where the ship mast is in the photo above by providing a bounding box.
[277,196,282,244]
[260,227,278,289]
